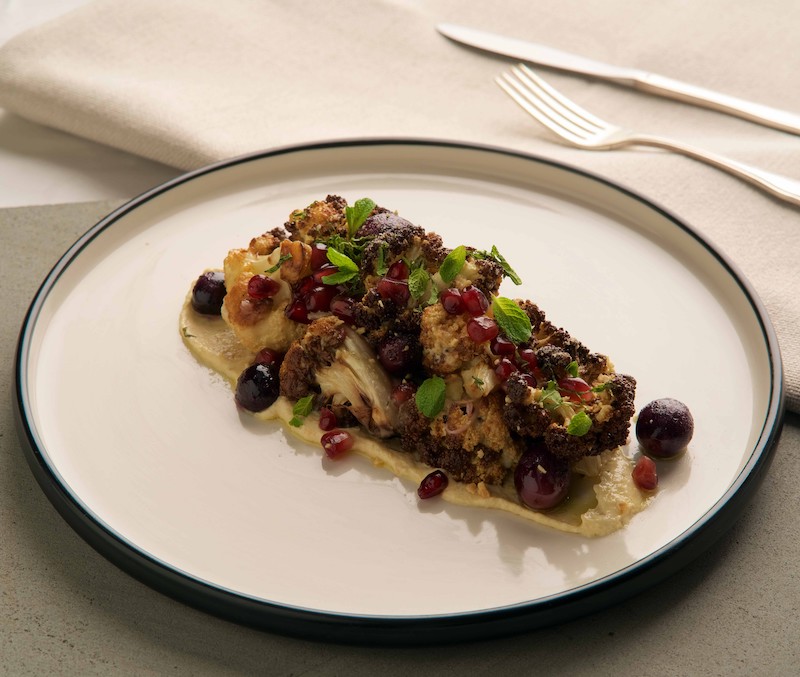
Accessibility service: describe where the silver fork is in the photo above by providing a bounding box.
[497,64,800,206]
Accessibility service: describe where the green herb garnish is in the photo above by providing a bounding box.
[266,253,292,274]
[439,245,467,284]
[540,381,563,411]
[376,244,388,276]
[345,198,376,239]
[408,266,430,300]
[567,410,592,436]
[474,245,522,285]
[566,361,579,378]
[491,296,532,344]
[323,247,359,285]
[415,376,446,418]
[289,394,314,427]
[591,382,612,393]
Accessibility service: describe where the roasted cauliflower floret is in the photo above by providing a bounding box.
[420,303,483,376]
[398,391,523,484]
[221,235,306,353]
[284,195,349,244]
[357,212,447,287]
[280,316,399,437]
[503,371,636,463]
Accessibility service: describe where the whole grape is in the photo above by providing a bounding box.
[636,398,694,458]
[235,363,280,412]
[514,441,571,510]
[191,271,226,315]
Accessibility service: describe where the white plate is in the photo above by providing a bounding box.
[15,140,783,643]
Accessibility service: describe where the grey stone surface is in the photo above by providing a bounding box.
[1,201,797,676]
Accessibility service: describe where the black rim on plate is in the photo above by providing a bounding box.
[13,139,785,645]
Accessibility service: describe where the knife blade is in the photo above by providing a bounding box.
[437,23,800,135]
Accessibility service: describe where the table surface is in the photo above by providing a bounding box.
[1,199,797,675]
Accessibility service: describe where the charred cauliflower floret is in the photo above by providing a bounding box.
[504,371,636,463]
[357,212,447,286]
[519,300,609,383]
[280,316,399,437]
[222,232,306,352]
[284,195,350,244]
[398,391,523,484]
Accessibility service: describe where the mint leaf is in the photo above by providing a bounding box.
[323,247,359,285]
[439,245,467,284]
[345,198,376,239]
[415,376,446,418]
[289,394,314,427]
[490,245,522,285]
[326,247,358,272]
[540,381,563,411]
[491,297,532,344]
[567,410,592,436]
[321,270,358,285]
[408,266,430,300]
[566,361,579,378]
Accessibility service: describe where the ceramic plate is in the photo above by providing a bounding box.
[15,140,784,644]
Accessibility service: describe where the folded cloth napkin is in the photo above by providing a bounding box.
[0,0,799,412]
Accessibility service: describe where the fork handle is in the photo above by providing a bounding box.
[630,134,800,206]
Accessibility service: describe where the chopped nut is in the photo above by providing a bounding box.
[278,240,312,282]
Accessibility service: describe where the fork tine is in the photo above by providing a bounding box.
[512,65,606,135]
[496,74,588,145]
[516,64,609,131]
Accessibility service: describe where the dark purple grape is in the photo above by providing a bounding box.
[514,442,570,510]
[235,363,280,412]
[191,271,226,315]
[636,398,694,458]
[377,334,417,374]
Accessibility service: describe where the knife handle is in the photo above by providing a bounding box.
[635,73,800,134]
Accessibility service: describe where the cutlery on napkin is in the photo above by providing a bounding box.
[438,23,800,135]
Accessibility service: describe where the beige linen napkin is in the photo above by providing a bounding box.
[0,0,798,411]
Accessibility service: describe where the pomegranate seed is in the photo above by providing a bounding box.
[285,298,310,324]
[318,407,338,431]
[387,260,410,280]
[439,288,465,315]
[296,276,316,298]
[490,335,515,356]
[417,469,448,499]
[494,357,518,381]
[391,382,416,406]
[312,264,339,283]
[247,275,281,299]
[321,430,354,459]
[461,285,489,317]
[518,347,538,370]
[330,295,356,324]
[632,455,658,491]
[557,377,594,403]
[254,348,283,366]
[376,277,410,306]
[467,315,499,343]
[310,243,329,270]
[305,285,337,312]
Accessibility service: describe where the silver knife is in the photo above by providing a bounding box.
[437,23,800,135]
